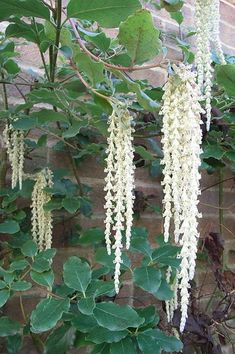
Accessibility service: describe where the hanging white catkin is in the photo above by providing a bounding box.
[104,102,135,293]
[161,65,203,332]
[3,122,25,190]
[31,168,53,251]
[195,0,225,131]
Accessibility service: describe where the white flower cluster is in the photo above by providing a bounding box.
[31,168,53,251]
[104,101,135,293]
[161,65,203,332]
[3,122,25,190]
[195,0,225,131]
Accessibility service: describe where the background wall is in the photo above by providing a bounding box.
[0,1,235,353]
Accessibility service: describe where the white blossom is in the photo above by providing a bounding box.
[195,0,225,131]
[3,122,25,190]
[31,168,53,251]
[161,65,203,331]
[104,101,135,293]
[210,0,226,65]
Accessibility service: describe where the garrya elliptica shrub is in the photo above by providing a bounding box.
[0,0,234,353]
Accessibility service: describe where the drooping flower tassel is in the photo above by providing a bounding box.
[31,168,53,251]
[210,0,226,65]
[104,101,135,293]
[161,65,203,331]
[3,122,25,190]
[195,0,225,131]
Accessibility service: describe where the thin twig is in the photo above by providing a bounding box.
[69,18,171,72]
[70,60,113,102]
[201,176,235,192]
[38,127,77,150]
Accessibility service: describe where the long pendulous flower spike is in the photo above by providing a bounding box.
[104,101,135,293]
[31,168,53,251]
[195,0,225,131]
[161,65,203,331]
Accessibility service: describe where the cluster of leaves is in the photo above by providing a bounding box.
[0,227,183,353]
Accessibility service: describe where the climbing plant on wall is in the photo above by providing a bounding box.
[0,0,234,352]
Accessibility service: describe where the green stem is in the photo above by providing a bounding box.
[0,73,8,197]
[1,72,8,110]
[50,0,62,82]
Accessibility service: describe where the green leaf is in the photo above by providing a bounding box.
[0,269,14,285]
[44,199,63,212]
[152,244,181,268]
[110,337,137,354]
[118,9,162,65]
[87,327,128,344]
[0,280,7,289]
[31,109,68,124]
[79,227,104,245]
[135,146,155,161]
[62,197,80,213]
[6,334,23,354]
[74,52,104,86]
[131,237,152,258]
[170,11,184,24]
[85,32,111,52]
[4,59,20,75]
[71,313,98,333]
[12,116,38,130]
[0,289,10,307]
[45,324,76,354]
[160,0,184,12]
[133,267,161,294]
[86,280,115,298]
[152,245,179,261]
[45,21,72,47]
[114,70,160,112]
[0,220,20,234]
[95,247,131,270]
[30,270,54,288]
[0,0,50,20]
[21,240,37,257]
[93,302,144,331]
[30,298,70,333]
[78,296,95,315]
[9,259,29,271]
[11,281,32,291]
[136,305,159,327]
[154,279,174,300]
[215,64,235,96]
[138,329,183,353]
[226,151,235,162]
[62,119,89,138]
[26,89,66,110]
[90,343,110,354]
[6,21,46,45]
[137,333,161,354]
[63,257,91,293]
[32,249,56,273]
[202,144,225,160]
[67,0,141,28]
[0,317,21,337]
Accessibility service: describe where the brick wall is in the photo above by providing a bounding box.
[1,1,235,353]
